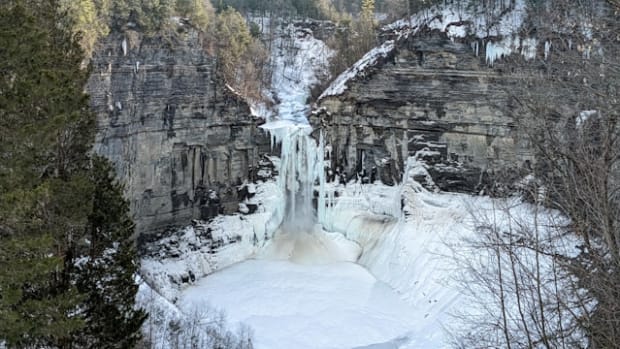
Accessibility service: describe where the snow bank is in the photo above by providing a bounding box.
[139,154,581,348]
[137,276,252,349]
[308,152,581,347]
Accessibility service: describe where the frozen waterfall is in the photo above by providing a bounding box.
[262,121,326,234]
[255,20,333,235]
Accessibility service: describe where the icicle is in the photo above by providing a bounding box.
[520,38,537,60]
[267,124,322,233]
[486,37,520,66]
[544,41,551,60]
[361,150,366,179]
[317,131,326,224]
[121,38,128,56]
[486,41,499,66]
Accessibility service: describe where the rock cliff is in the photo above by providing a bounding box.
[313,29,534,192]
[87,29,270,237]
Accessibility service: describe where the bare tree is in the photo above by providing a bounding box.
[451,0,619,347]
[450,196,592,348]
[514,1,619,346]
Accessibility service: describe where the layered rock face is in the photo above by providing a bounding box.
[314,30,533,192]
[87,30,269,237]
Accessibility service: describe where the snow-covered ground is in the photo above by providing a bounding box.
[180,259,416,349]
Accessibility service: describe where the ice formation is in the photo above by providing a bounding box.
[121,38,127,56]
[318,40,395,99]
[253,21,333,122]
[485,36,538,66]
[261,122,326,233]
[256,20,334,235]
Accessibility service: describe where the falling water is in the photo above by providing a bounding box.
[263,122,326,234]
[256,21,333,236]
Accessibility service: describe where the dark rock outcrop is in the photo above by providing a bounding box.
[313,30,534,192]
[87,29,270,235]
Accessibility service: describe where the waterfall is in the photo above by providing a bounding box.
[254,20,334,235]
[263,122,326,234]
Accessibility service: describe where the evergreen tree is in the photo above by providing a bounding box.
[60,0,111,59]
[175,0,215,30]
[1,1,145,347]
[74,156,147,349]
[0,1,93,346]
[214,7,252,83]
[109,0,175,31]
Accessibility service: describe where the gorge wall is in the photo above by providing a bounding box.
[86,14,539,238]
[87,29,270,238]
[313,30,534,192]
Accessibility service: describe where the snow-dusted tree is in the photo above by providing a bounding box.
[74,156,147,348]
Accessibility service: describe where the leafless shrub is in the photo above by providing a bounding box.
[138,288,253,349]
[450,198,590,348]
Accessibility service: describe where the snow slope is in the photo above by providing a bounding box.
[255,21,333,122]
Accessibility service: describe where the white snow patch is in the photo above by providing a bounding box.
[577,110,597,127]
[267,23,333,123]
[319,40,395,99]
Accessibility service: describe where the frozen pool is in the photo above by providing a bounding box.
[179,230,418,349]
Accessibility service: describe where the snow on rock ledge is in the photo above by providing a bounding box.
[319,0,534,99]
[319,40,395,99]
[139,180,283,302]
